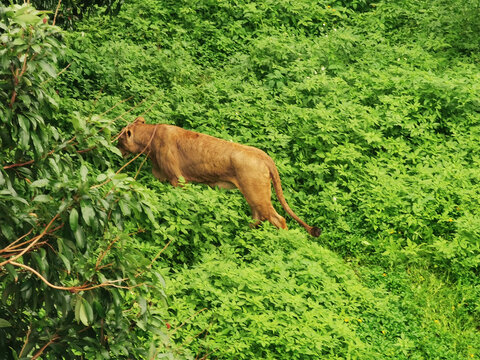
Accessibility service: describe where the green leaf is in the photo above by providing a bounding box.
[17,114,30,131]
[5,264,18,282]
[33,194,50,202]
[58,253,71,273]
[79,305,87,327]
[80,164,88,182]
[111,288,121,308]
[32,252,46,273]
[81,203,95,227]
[96,173,107,182]
[69,208,79,232]
[31,132,44,154]
[74,226,85,249]
[38,61,57,78]
[30,179,49,188]
[93,300,106,318]
[139,297,147,315]
[83,298,94,324]
[19,129,29,148]
[71,114,86,131]
[0,319,11,328]
[75,296,87,325]
[15,13,40,26]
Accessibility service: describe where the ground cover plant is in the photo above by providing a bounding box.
[1,0,479,358]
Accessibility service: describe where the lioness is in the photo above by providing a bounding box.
[117,117,321,237]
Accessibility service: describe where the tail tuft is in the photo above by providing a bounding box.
[310,226,321,237]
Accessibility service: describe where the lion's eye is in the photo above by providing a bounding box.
[126,130,132,137]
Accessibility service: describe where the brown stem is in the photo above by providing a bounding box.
[0,228,33,253]
[95,236,120,270]
[7,261,136,293]
[0,213,60,267]
[171,308,208,334]
[52,0,62,26]
[40,62,72,86]
[18,326,31,358]
[76,146,96,154]
[99,96,134,117]
[9,90,17,109]
[31,334,60,360]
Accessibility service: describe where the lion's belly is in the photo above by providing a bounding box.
[181,159,234,182]
[207,181,236,189]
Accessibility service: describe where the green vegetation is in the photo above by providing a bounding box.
[1,0,479,358]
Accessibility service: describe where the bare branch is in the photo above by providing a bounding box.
[95,236,120,270]
[18,326,32,358]
[8,260,138,293]
[52,0,62,26]
[171,308,208,334]
[0,213,60,267]
[0,228,33,254]
[31,334,60,360]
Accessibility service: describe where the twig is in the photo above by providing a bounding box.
[147,238,174,269]
[134,237,174,279]
[137,98,160,118]
[112,98,147,123]
[18,326,31,358]
[3,159,34,170]
[3,148,55,170]
[171,308,208,335]
[95,236,120,270]
[0,228,33,253]
[134,153,149,180]
[9,261,83,291]
[76,146,96,154]
[31,334,60,360]
[99,96,134,117]
[90,151,143,189]
[2,224,61,254]
[181,322,213,351]
[8,261,136,293]
[86,87,105,122]
[52,0,62,26]
[79,280,144,292]
[40,62,72,86]
[0,213,60,267]
[199,351,214,360]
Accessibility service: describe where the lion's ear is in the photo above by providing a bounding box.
[134,116,145,124]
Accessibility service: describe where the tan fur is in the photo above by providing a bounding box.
[117,117,320,237]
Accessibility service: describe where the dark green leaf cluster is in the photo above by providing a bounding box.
[0,4,170,359]
[0,4,62,163]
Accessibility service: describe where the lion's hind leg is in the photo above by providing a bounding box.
[238,178,287,230]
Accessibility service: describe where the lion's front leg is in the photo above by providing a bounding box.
[152,165,168,182]
[169,177,181,187]
[153,166,183,187]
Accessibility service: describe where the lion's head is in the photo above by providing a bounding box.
[117,116,146,157]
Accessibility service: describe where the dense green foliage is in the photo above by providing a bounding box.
[1,0,479,358]
[0,5,168,359]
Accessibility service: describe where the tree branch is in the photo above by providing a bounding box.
[0,213,60,267]
[52,0,62,26]
[8,260,137,293]
[31,334,60,360]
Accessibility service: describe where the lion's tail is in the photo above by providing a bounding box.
[268,161,321,237]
